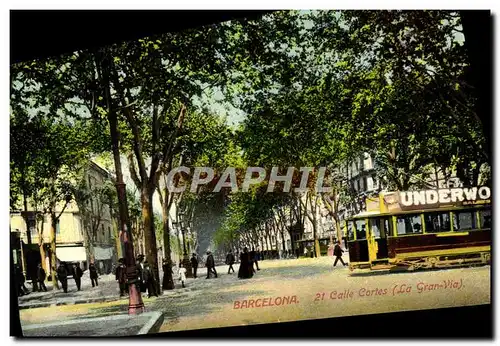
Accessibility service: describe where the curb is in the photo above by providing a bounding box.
[22,311,165,336]
[19,288,188,310]
[137,312,164,335]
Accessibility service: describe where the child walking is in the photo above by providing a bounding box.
[178,262,187,288]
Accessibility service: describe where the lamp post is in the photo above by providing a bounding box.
[115,182,144,315]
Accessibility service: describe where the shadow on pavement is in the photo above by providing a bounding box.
[252,263,339,280]
[349,264,491,277]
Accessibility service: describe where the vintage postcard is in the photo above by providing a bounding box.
[10,9,491,337]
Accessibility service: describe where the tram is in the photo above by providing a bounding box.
[346,186,491,273]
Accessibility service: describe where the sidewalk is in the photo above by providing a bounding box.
[18,269,206,310]
[18,274,123,309]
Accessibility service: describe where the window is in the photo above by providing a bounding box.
[424,212,450,233]
[347,221,355,241]
[355,219,367,240]
[108,226,111,240]
[369,218,381,238]
[363,177,368,191]
[383,218,393,237]
[372,175,377,189]
[367,176,373,191]
[478,208,492,229]
[452,210,477,231]
[370,218,392,238]
[396,215,423,235]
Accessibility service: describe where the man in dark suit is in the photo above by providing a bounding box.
[333,242,347,267]
[36,263,47,291]
[190,254,199,278]
[250,248,260,271]
[72,263,83,291]
[57,262,68,293]
[205,251,217,279]
[226,250,235,274]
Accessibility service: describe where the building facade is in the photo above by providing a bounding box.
[10,161,119,280]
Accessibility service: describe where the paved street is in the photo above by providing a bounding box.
[19,255,491,335]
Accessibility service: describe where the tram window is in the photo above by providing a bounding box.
[396,215,423,235]
[424,212,450,233]
[355,220,367,240]
[369,219,381,238]
[383,218,393,237]
[478,209,492,229]
[347,221,355,241]
[452,210,477,231]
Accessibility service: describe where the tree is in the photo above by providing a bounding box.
[310,10,488,188]
[10,112,96,286]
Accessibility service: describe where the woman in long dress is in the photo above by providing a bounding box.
[238,247,253,279]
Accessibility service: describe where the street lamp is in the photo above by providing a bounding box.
[115,182,144,315]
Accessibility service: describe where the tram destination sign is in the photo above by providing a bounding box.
[399,186,491,208]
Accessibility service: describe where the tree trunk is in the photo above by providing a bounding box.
[49,211,59,289]
[37,213,47,273]
[23,191,32,245]
[141,188,160,294]
[161,190,174,290]
[112,216,122,260]
[39,243,46,273]
[312,221,320,258]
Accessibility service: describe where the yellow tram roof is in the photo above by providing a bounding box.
[348,189,491,221]
[348,204,490,220]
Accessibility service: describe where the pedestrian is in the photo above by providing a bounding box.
[89,262,99,287]
[161,259,170,289]
[178,262,187,288]
[190,254,198,278]
[143,261,158,298]
[57,262,68,293]
[250,248,260,271]
[36,263,47,292]
[226,250,235,274]
[136,255,146,293]
[333,241,348,267]
[29,266,38,292]
[116,258,127,297]
[237,247,253,279]
[72,263,83,291]
[15,265,29,296]
[205,251,218,279]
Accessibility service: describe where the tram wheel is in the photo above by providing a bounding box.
[482,253,491,264]
[426,257,438,268]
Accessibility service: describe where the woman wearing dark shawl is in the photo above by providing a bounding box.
[238,247,253,279]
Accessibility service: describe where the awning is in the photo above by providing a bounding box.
[56,246,87,262]
[94,247,113,260]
